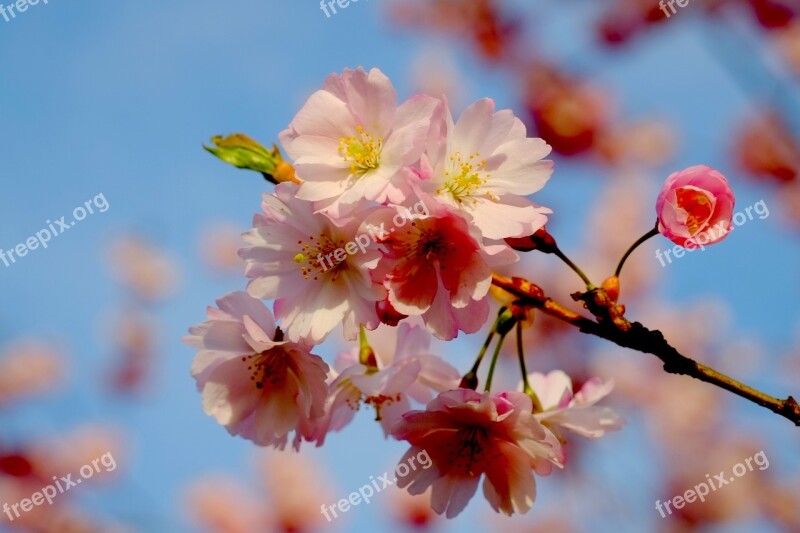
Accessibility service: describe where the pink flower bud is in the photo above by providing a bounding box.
[656,165,735,248]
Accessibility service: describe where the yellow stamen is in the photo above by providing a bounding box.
[338,125,382,176]
[437,151,488,203]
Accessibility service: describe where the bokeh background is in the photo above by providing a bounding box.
[1,0,799,532]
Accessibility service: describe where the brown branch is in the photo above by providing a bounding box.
[492,274,800,427]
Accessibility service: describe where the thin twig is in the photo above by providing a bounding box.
[491,274,800,427]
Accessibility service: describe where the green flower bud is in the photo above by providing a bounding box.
[204,134,299,184]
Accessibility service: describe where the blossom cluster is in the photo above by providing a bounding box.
[186,67,625,517]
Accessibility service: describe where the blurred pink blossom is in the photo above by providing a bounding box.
[0,340,64,407]
[387,487,440,530]
[107,235,182,301]
[198,222,245,275]
[185,476,265,533]
[29,425,124,486]
[258,451,334,532]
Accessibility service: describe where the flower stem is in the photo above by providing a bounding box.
[614,224,660,278]
[484,329,510,392]
[553,248,595,289]
[358,325,378,370]
[460,308,504,389]
[516,323,543,412]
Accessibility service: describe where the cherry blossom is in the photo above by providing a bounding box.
[240,182,385,344]
[527,370,624,439]
[186,64,786,525]
[366,197,515,339]
[309,323,460,444]
[280,67,439,215]
[656,165,735,248]
[422,97,554,240]
[185,291,329,448]
[391,389,564,517]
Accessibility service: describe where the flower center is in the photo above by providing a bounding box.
[438,151,490,203]
[336,377,401,421]
[241,347,289,391]
[294,233,348,281]
[419,229,455,260]
[676,188,713,235]
[452,426,489,477]
[339,126,382,176]
[365,393,402,421]
[383,220,460,269]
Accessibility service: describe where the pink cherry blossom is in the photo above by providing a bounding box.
[528,370,624,439]
[366,197,515,340]
[185,291,329,448]
[656,165,736,248]
[391,389,564,518]
[279,67,439,215]
[422,97,554,240]
[239,182,385,344]
[309,323,460,444]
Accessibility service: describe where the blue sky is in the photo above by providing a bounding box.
[1,1,798,532]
